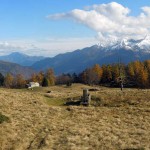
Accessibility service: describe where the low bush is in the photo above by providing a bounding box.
[0,112,9,124]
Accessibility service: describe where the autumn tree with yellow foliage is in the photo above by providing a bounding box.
[4,73,14,88]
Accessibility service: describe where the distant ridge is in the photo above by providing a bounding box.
[0,52,45,66]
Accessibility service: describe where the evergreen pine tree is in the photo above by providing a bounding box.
[42,77,49,87]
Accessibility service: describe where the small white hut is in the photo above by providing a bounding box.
[27,82,40,89]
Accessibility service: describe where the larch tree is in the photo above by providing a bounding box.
[144,60,150,86]
[137,65,149,88]
[45,68,55,86]
[37,71,44,85]
[92,64,103,83]
[127,63,135,79]
[31,73,38,82]
[101,65,112,83]
[14,74,26,88]
[111,64,120,83]
[4,73,14,88]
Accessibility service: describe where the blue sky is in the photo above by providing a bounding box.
[0,0,150,56]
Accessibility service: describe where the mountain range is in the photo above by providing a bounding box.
[0,35,150,75]
[32,35,150,74]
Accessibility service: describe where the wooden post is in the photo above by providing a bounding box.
[121,81,123,91]
[81,89,91,105]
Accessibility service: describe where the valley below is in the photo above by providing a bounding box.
[0,84,150,150]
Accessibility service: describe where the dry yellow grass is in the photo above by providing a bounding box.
[0,84,150,150]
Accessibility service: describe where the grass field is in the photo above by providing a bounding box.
[0,84,150,150]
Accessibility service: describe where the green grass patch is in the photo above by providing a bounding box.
[45,96,66,106]
[0,112,9,124]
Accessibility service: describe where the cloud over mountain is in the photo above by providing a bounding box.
[47,2,150,41]
[0,37,97,57]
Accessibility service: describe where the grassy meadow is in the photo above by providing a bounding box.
[0,84,150,150]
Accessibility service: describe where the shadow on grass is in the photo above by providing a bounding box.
[64,100,81,106]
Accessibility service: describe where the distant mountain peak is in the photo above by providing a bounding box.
[0,52,45,66]
[10,52,26,55]
[8,52,28,58]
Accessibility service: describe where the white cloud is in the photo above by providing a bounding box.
[0,41,24,55]
[142,6,150,16]
[0,37,97,56]
[47,2,150,42]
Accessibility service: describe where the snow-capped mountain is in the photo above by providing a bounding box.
[110,38,132,50]
[32,36,150,74]
[99,35,150,52]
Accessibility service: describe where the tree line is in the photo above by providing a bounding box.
[56,60,150,88]
[79,60,150,88]
[0,60,150,88]
[0,68,55,88]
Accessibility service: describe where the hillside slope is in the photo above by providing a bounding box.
[0,60,35,78]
